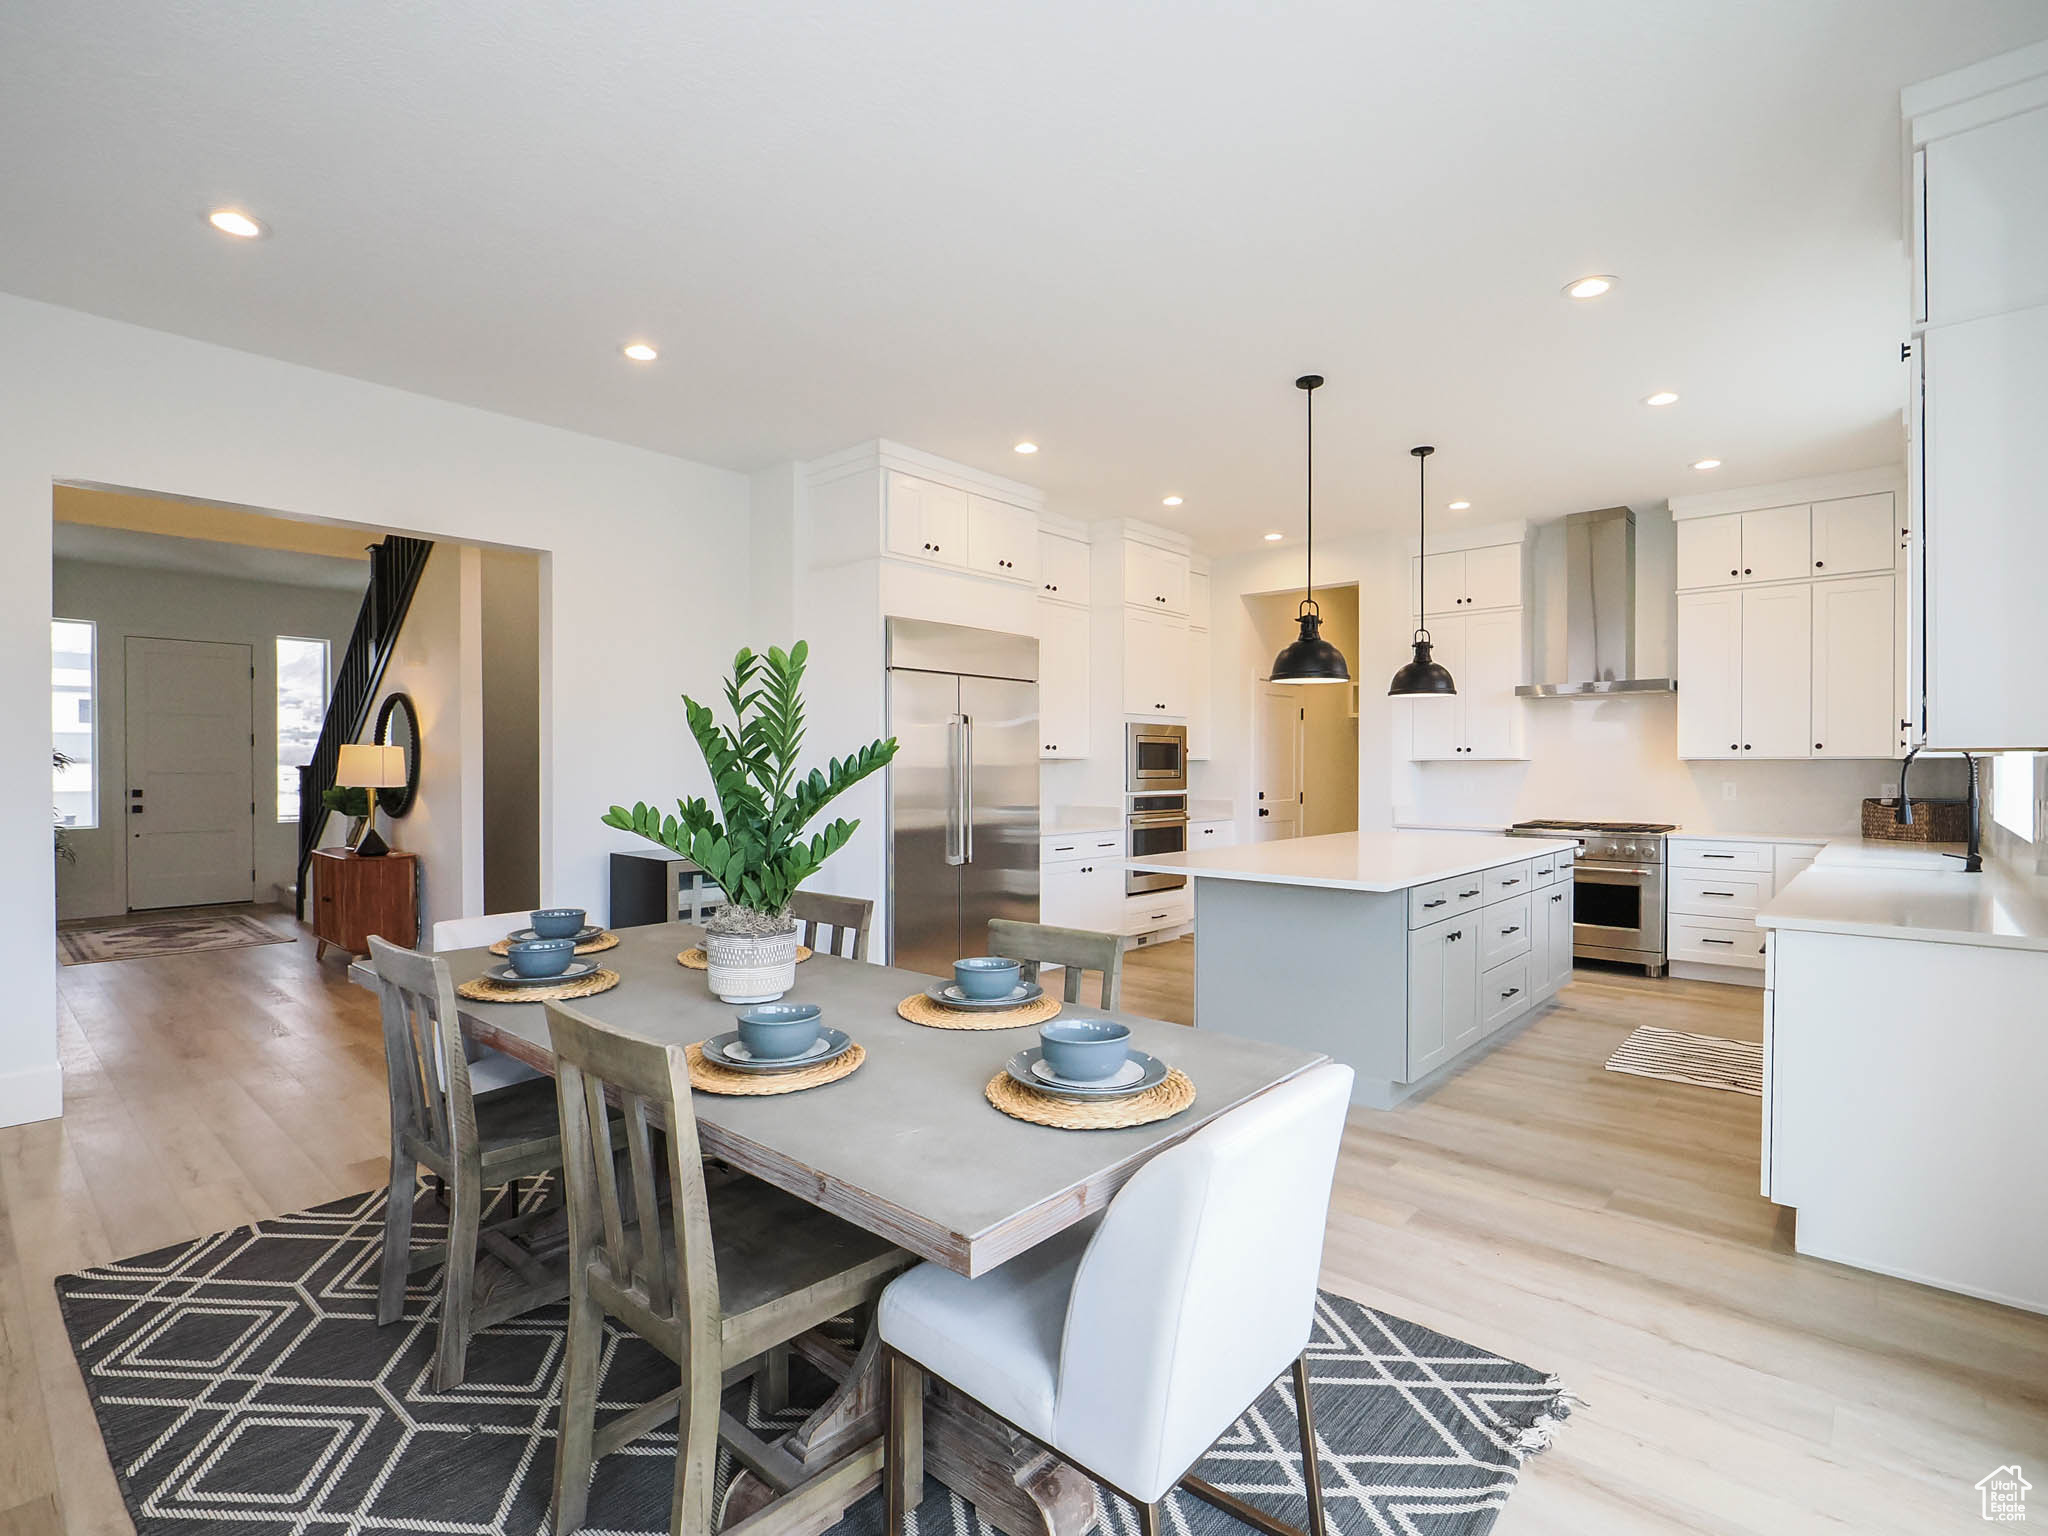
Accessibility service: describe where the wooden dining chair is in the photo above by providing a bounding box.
[880,1063,1355,1536]
[367,935,577,1389]
[987,918,1125,1009]
[543,999,913,1536]
[428,912,548,1090]
[789,891,874,960]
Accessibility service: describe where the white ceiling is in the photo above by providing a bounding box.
[4,2,2044,552]
[53,523,370,591]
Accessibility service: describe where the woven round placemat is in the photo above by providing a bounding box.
[684,1040,865,1096]
[896,991,1063,1030]
[457,968,621,1004]
[677,945,813,969]
[489,930,620,957]
[985,1067,1195,1129]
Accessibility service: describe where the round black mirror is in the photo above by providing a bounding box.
[373,692,421,817]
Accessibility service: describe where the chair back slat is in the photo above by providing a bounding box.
[789,891,875,961]
[368,936,475,1164]
[987,919,1124,1009]
[545,1003,721,1360]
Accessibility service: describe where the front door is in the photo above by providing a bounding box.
[125,637,256,910]
[1254,685,1303,841]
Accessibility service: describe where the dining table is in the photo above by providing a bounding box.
[350,919,1326,1536]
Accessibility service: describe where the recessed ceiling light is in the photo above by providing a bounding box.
[1563,274,1617,300]
[1448,500,1471,511]
[1162,495,1183,507]
[1263,532,1284,542]
[621,342,658,362]
[1644,391,1680,407]
[1691,458,1722,471]
[207,208,265,239]
[1013,441,1039,455]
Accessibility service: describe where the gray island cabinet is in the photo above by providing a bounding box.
[1128,830,1578,1107]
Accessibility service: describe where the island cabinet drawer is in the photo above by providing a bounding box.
[1481,954,1532,1033]
[1479,893,1533,968]
[1042,832,1122,866]
[1528,851,1563,886]
[1482,860,1533,902]
[1668,838,1773,873]
[1669,913,1766,968]
[1670,870,1771,919]
[1408,875,1482,928]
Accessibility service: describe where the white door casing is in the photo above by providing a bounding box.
[125,636,256,910]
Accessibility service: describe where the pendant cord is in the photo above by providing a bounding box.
[1304,381,1313,613]
[1416,450,1425,634]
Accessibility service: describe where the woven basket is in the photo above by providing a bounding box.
[1860,797,1969,843]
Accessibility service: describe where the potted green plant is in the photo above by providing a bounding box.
[603,643,897,1002]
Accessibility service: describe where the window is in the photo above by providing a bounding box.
[1993,752,2038,844]
[52,619,97,828]
[276,636,331,821]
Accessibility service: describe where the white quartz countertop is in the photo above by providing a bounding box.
[1126,831,1575,893]
[1759,861,2048,952]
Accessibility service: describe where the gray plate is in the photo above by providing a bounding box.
[484,958,603,988]
[1005,1046,1169,1101]
[701,1028,854,1076]
[505,925,604,945]
[922,978,1046,1011]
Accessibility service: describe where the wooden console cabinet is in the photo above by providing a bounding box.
[310,848,419,959]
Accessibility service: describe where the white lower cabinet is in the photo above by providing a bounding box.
[1667,838,1824,977]
[1406,912,1480,1080]
[1481,955,1532,1034]
[1189,818,1237,850]
[1039,833,1124,933]
[1125,889,1191,936]
[1404,859,1566,1081]
[1479,892,1532,969]
[1537,884,1574,997]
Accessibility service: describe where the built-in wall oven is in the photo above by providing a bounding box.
[1126,794,1189,895]
[1507,820,1675,977]
[1126,722,1189,791]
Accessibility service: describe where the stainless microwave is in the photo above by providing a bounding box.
[1126,722,1189,791]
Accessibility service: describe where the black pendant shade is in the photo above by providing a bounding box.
[1270,374,1352,685]
[1390,444,1458,697]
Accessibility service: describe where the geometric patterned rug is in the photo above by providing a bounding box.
[57,908,294,965]
[54,1184,1574,1536]
[1604,1025,1764,1096]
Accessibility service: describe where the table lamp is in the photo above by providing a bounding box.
[336,743,407,857]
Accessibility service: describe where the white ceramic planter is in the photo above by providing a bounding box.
[703,925,799,1004]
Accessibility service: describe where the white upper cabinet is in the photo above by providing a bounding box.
[1406,611,1525,761]
[1036,600,1091,760]
[1740,505,1811,584]
[1676,590,1744,759]
[1810,493,1900,578]
[1122,608,1189,717]
[1923,102,2048,323]
[1188,569,1212,630]
[1412,543,1522,616]
[885,471,970,568]
[1739,585,1813,758]
[1675,514,1746,590]
[1812,576,1898,759]
[1037,531,1091,605]
[1187,625,1213,759]
[965,495,1038,584]
[1122,540,1190,615]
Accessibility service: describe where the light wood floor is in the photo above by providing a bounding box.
[3,924,2042,1534]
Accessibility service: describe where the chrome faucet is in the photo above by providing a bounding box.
[1895,744,1984,873]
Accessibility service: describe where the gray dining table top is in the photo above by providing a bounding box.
[350,921,1325,1277]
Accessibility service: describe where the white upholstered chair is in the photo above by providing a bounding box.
[879,1063,1354,1536]
[429,911,548,1090]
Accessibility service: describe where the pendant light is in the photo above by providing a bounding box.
[1269,374,1352,685]
[1388,444,1458,696]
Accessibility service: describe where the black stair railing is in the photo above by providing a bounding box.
[294,535,434,915]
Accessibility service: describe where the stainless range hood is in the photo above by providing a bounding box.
[1516,506,1678,697]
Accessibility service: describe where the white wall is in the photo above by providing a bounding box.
[3,292,751,1127]
[51,558,362,919]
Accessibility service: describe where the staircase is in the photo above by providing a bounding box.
[294,535,434,916]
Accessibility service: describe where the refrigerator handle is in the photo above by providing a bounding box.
[962,713,975,864]
[944,713,967,867]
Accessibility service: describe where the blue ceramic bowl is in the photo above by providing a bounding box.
[529,907,588,940]
[507,937,577,978]
[1040,1018,1131,1082]
[954,956,1022,1001]
[736,1002,824,1061]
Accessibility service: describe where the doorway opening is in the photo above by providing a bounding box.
[1246,584,1360,841]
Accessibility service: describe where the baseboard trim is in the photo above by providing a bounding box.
[0,1061,63,1127]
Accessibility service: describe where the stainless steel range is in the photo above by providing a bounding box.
[1506,819,1677,977]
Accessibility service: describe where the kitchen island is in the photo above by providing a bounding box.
[1128,830,1578,1107]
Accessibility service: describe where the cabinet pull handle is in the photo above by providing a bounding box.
[1703,890,1735,898]
[1503,925,1521,935]
[1501,877,1520,886]
[1448,930,1462,941]
[1702,938,1735,946]
[1422,898,1446,908]
[1459,888,1480,898]
[1552,893,1565,903]
[1815,561,1824,569]
[1703,852,1735,859]
[1501,987,1520,999]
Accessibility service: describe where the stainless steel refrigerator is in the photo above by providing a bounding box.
[886,618,1040,974]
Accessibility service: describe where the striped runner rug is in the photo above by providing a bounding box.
[1603,1026,1763,1095]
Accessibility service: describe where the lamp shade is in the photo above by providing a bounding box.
[1270,610,1352,683]
[336,743,407,788]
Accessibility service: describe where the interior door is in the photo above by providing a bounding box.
[1254,685,1303,840]
[887,668,961,975]
[960,675,1040,954]
[1740,585,1813,757]
[125,637,255,909]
